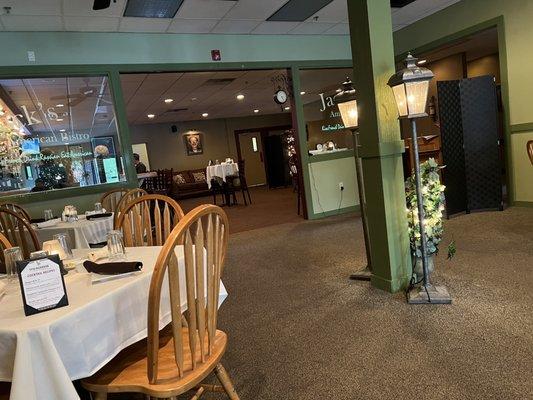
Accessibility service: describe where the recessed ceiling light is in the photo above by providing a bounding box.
[164,98,173,103]
[147,114,155,119]
[56,104,64,107]
[60,129,66,132]
[56,118,64,122]
[253,109,259,113]
[417,59,427,65]
[202,113,209,117]
[284,106,291,111]
[300,91,306,95]
[236,94,245,101]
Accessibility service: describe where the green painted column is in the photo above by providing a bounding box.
[347,0,411,292]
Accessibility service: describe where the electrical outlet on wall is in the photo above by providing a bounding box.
[339,182,344,191]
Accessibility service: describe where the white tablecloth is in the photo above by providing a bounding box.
[35,215,114,248]
[206,163,239,189]
[0,246,228,400]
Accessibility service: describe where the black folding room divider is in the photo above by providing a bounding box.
[437,75,503,217]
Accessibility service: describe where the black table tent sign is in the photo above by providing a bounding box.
[16,254,69,316]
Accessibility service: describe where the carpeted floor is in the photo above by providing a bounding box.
[110,207,532,400]
[178,186,303,234]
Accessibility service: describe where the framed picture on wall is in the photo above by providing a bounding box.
[91,136,116,157]
[183,132,204,156]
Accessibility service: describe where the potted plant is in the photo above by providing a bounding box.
[405,158,455,281]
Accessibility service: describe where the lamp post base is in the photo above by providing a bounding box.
[407,284,452,304]
[349,266,372,281]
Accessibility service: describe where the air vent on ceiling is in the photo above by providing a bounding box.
[268,0,334,22]
[204,78,236,85]
[164,108,188,114]
[124,0,184,18]
[390,0,417,8]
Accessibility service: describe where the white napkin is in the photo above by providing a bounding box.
[36,218,61,228]
[85,209,107,216]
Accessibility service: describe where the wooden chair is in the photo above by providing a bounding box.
[0,202,31,221]
[0,232,12,274]
[116,194,184,247]
[101,188,129,213]
[154,169,174,196]
[0,209,40,259]
[82,204,239,400]
[527,140,533,166]
[114,188,148,227]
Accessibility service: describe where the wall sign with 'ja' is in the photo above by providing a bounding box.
[16,255,69,316]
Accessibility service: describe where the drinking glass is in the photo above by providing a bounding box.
[94,202,103,213]
[4,247,22,284]
[30,250,48,259]
[107,230,125,260]
[43,209,54,221]
[53,233,73,259]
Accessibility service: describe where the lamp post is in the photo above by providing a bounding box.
[387,53,451,304]
[334,78,372,281]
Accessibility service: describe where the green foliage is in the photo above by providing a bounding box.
[405,158,446,258]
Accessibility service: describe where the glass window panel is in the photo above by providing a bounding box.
[0,75,125,197]
[299,68,354,155]
[392,84,409,117]
[405,81,429,116]
[337,100,358,129]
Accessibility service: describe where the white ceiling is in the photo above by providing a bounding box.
[121,67,353,124]
[0,0,461,34]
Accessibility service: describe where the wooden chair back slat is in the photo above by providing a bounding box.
[0,209,40,259]
[0,232,13,273]
[146,204,229,384]
[100,189,129,213]
[0,203,30,221]
[114,188,147,227]
[116,194,184,247]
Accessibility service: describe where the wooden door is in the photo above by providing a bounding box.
[238,132,266,186]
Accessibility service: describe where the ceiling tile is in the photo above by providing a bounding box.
[2,0,61,16]
[64,16,119,32]
[323,22,349,35]
[176,0,236,19]
[304,0,347,23]
[223,0,288,20]
[167,18,219,33]
[119,17,171,33]
[63,0,127,17]
[211,19,260,34]
[0,15,63,31]
[289,22,334,34]
[251,21,300,34]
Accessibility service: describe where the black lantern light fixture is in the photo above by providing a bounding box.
[388,53,451,304]
[334,78,372,281]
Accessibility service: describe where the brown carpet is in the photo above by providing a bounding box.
[178,186,303,234]
[106,207,532,399]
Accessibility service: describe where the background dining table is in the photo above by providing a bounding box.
[206,162,239,189]
[0,246,228,400]
[34,214,114,248]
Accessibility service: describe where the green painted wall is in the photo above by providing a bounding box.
[393,0,533,203]
[307,155,359,216]
[0,31,351,66]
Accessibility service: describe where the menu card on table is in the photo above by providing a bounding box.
[16,255,69,316]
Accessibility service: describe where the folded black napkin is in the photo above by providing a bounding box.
[83,260,143,275]
[86,212,113,221]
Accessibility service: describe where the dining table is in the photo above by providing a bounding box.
[206,162,239,189]
[34,214,114,248]
[0,246,228,400]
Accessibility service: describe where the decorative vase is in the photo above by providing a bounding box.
[413,254,435,281]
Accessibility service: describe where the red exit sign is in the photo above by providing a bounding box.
[211,49,221,61]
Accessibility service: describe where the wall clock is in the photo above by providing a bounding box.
[274,90,288,105]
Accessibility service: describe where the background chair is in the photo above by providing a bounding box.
[225,160,251,206]
[0,209,40,259]
[82,204,238,400]
[114,188,148,227]
[100,188,129,213]
[116,194,184,247]
[153,168,174,196]
[0,203,31,221]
